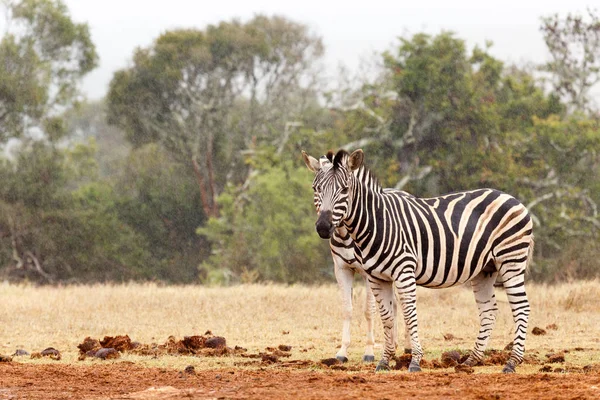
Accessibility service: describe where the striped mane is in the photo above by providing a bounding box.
[333,149,348,169]
[328,149,382,192]
[326,150,335,162]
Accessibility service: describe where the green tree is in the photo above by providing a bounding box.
[0,0,97,141]
[63,100,131,177]
[106,16,324,218]
[514,115,600,279]
[113,144,208,282]
[0,1,159,283]
[541,9,600,114]
[198,151,330,284]
[0,140,157,282]
[382,33,562,194]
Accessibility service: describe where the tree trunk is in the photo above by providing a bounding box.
[192,157,218,218]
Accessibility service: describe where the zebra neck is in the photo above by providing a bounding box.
[344,167,383,244]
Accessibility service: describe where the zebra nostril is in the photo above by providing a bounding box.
[316,225,332,239]
[315,210,333,239]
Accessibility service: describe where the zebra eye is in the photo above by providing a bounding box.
[340,187,349,194]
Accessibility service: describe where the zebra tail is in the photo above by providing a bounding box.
[521,235,535,282]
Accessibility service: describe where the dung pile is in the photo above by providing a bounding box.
[239,345,293,364]
[77,332,246,360]
[392,349,541,370]
[31,347,62,361]
[77,335,136,360]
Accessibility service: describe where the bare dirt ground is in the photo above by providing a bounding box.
[1,362,600,400]
[1,283,599,399]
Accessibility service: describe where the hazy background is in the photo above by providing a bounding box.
[64,0,597,100]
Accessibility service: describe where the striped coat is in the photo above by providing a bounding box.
[314,155,409,363]
[303,149,533,373]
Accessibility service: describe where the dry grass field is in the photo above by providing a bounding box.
[1,281,599,399]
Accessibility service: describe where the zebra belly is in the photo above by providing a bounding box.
[414,256,492,288]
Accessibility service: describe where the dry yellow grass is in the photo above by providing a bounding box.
[0,281,599,372]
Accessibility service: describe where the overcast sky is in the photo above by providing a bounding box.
[62,0,596,100]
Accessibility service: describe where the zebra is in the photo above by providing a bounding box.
[314,155,411,363]
[302,149,533,373]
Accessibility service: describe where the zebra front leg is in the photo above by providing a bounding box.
[333,261,355,363]
[463,272,499,367]
[500,268,530,373]
[395,274,423,372]
[368,279,397,372]
[362,276,376,362]
[403,318,412,354]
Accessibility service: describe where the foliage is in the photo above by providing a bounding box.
[0,0,97,141]
[516,116,600,261]
[0,140,157,282]
[380,33,561,193]
[106,15,324,218]
[113,144,208,283]
[63,100,131,177]
[308,30,600,282]
[1,3,600,284]
[540,8,600,113]
[198,150,331,284]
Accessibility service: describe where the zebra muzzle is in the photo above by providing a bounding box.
[316,210,334,239]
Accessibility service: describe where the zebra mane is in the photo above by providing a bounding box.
[333,149,349,169]
[329,148,382,193]
[360,166,383,193]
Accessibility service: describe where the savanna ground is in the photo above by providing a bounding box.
[0,282,599,399]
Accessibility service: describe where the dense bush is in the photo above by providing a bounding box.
[198,156,331,284]
[1,2,599,283]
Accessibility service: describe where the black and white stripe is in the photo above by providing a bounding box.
[303,149,533,373]
[313,155,410,363]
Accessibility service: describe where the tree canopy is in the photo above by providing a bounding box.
[106,15,324,219]
[1,3,599,283]
[0,0,97,141]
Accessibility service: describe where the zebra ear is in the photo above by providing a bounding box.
[302,151,320,173]
[348,149,364,171]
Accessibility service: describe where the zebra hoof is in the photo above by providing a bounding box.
[502,364,516,373]
[408,362,422,372]
[375,361,390,372]
[336,355,349,363]
[461,357,477,367]
[362,355,375,363]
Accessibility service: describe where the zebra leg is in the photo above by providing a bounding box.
[400,291,411,354]
[333,262,355,363]
[368,279,397,372]
[463,272,499,367]
[362,276,376,362]
[403,319,412,354]
[500,267,530,373]
[392,290,411,354]
[395,276,423,372]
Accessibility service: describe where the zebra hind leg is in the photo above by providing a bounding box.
[362,277,376,362]
[463,272,499,367]
[500,265,530,373]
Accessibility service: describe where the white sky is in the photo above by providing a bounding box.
[59,1,598,99]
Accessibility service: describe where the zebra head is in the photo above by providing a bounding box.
[302,149,364,239]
